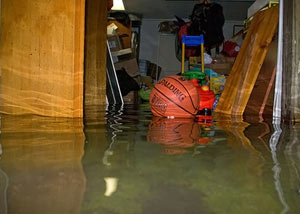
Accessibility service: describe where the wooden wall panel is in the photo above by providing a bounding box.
[215,6,279,115]
[0,0,85,117]
[84,0,107,106]
[244,38,278,117]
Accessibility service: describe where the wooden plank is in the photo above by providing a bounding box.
[111,48,132,57]
[0,0,85,117]
[244,38,277,116]
[84,0,107,106]
[215,6,279,115]
[74,0,85,117]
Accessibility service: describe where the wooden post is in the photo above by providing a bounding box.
[84,0,107,107]
[282,0,300,122]
[0,0,85,117]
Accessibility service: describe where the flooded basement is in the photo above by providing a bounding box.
[0,104,299,214]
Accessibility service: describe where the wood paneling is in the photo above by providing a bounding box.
[84,0,107,106]
[215,6,279,115]
[244,38,278,117]
[282,0,300,122]
[0,0,85,117]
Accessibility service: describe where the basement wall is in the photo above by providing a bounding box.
[139,19,243,78]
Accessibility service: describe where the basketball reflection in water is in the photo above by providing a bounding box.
[148,117,214,155]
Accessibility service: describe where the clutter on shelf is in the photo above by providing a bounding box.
[107,12,142,104]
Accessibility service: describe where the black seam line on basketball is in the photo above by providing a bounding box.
[152,105,165,117]
[153,86,195,116]
[167,76,198,111]
[166,76,198,111]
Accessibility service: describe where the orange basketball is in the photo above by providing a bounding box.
[149,75,199,118]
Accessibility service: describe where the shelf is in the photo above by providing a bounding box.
[111,48,132,57]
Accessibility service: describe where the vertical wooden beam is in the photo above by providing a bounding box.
[84,0,107,107]
[0,0,85,117]
[282,0,300,122]
[74,0,86,117]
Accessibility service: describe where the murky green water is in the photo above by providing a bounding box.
[0,104,299,214]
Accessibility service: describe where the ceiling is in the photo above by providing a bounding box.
[123,0,255,21]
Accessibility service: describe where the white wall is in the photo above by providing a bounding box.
[139,19,244,78]
[139,19,182,78]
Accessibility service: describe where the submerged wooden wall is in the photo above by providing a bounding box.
[0,0,85,117]
[282,0,300,122]
[84,0,107,107]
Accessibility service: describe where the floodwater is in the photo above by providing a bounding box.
[0,104,299,214]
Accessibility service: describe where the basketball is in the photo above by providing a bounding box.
[149,75,199,118]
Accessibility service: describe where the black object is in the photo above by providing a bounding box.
[174,15,186,27]
[174,2,225,61]
[188,2,225,55]
[198,108,212,116]
[116,68,140,96]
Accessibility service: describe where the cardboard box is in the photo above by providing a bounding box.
[208,63,232,70]
[108,20,132,49]
[206,62,233,76]
[123,91,138,104]
[107,23,118,35]
[223,56,236,63]
[111,48,133,62]
[114,58,140,78]
[107,35,122,52]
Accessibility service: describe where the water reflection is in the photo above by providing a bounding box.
[0,106,299,214]
[0,167,8,214]
[147,117,215,155]
[104,177,119,197]
[272,123,300,214]
[0,115,86,214]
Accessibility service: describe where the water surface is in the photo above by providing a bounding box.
[0,104,299,214]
